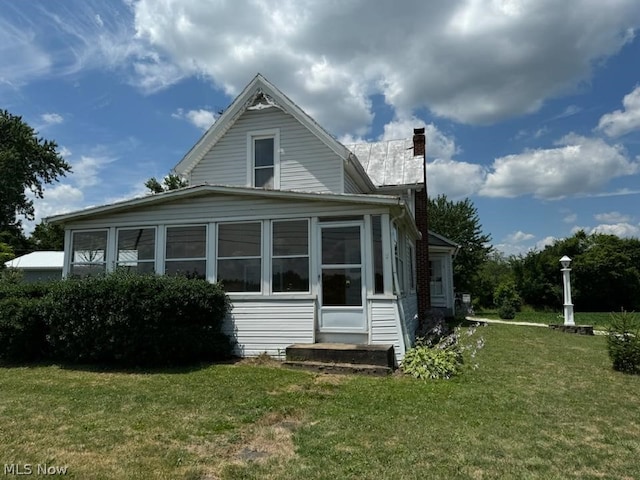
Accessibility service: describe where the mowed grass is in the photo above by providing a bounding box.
[1,325,639,479]
[474,310,613,329]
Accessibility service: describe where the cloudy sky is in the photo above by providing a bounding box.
[2,0,640,255]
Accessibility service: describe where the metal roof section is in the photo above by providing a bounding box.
[4,251,64,270]
[346,138,425,187]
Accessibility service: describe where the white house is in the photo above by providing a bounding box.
[4,251,64,282]
[48,74,457,363]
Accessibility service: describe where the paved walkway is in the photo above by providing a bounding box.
[466,316,608,335]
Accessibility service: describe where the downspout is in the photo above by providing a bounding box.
[390,204,412,357]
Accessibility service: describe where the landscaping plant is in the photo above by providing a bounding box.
[402,319,485,380]
[607,310,640,374]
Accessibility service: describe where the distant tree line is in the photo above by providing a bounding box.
[474,231,640,312]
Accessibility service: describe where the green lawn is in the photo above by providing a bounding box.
[473,309,613,329]
[1,324,639,479]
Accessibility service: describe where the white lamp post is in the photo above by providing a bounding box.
[560,255,575,326]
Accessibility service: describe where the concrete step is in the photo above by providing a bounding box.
[285,343,395,368]
[282,360,393,376]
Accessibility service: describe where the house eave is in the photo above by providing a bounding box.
[46,184,408,225]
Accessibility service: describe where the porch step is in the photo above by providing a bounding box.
[283,360,392,376]
[285,343,396,372]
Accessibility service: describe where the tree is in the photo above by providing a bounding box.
[145,174,188,193]
[474,251,513,308]
[29,220,65,250]
[0,110,71,236]
[427,194,492,296]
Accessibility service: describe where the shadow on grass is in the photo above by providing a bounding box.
[0,356,243,375]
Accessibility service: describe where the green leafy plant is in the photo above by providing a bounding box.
[607,310,640,374]
[403,320,485,380]
[498,302,516,320]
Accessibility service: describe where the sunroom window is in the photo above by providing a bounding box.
[165,225,206,279]
[117,228,156,274]
[70,230,107,276]
[272,220,309,292]
[217,222,262,292]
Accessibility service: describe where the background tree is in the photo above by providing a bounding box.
[0,110,71,253]
[474,251,513,308]
[29,220,65,250]
[145,174,188,193]
[428,194,492,297]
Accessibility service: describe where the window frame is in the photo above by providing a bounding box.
[69,229,108,277]
[407,241,416,293]
[271,219,310,294]
[430,258,445,297]
[216,221,263,293]
[164,224,208,279]
[116,226,157,274]
[247,129,280,189]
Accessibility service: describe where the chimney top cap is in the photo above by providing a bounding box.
[413,127,425,135]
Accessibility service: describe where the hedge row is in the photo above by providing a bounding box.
[0,272,233,366]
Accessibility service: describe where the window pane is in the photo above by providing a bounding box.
[273,221,308,256]
[218,223,261,257]
[118,228,155,261]
[118,262,156,275]
[372,215,384,294]
[430,260,443,296]
[273,257,309,292]
[321,226,361,265]
[165,260,206,279]
[254,138,274,167]
[322,268,362,306]
[218,258,261,292]
[166,226,206,258]
[254,167,274,188]
[72,231,107,263]
[70,264,105,277]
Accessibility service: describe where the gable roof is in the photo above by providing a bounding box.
[172,73,375,192]
[4,251,64,270]
[346,139,424,187]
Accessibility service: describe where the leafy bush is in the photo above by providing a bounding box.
[43,271,233,366]
[607,310,640,374]
[0,281,55,362]
[493,280,521,311]
[403,320,485,380]
[498,302,516,320]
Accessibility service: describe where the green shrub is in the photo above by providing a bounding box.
[498,302,516,320]
[403,321,485,380]
[0,296,49,362]
[607,310,640,374]
[493,280,522,311]
[43,271,233,366]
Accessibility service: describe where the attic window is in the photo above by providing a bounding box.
[247,129,280,189]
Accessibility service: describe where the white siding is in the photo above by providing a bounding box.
[65,194,388,230]
[369,298,404,364]
[224,299,315,358]
[344,172,362,194]
[190,108,343,193]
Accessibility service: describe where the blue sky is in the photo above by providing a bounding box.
[2,0,640,255]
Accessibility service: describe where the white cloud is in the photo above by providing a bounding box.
[590,222,640,237]
[41,113,64,125]
[124,0,640,133]
[379,117,460,161]
[70,154,115,188]
[426,159,487,198]
[172,108,217,130]
[21,184,85,234]
[597,85,640,137]
[594,211,632,223]
[563,213,578,223]
[505,231,535,243]
[536,236,557,250]
[480,134,639,199]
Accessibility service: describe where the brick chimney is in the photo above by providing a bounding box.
[413,127,431,328]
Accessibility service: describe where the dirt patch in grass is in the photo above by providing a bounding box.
[236,353,283,368]
[190,410,303,479]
